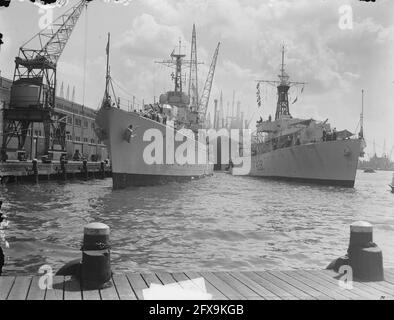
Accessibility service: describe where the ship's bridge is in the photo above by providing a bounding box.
[257,118,313,134]
[159,91,190,107]
[256,117,331,144]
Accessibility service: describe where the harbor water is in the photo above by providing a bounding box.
[1,170,393,275]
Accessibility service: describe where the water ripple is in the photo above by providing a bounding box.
[1,170,393,275]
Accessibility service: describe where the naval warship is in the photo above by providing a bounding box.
[244,47,365,187]
[95,29,218,189]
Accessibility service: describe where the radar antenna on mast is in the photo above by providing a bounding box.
[256,45,306,120]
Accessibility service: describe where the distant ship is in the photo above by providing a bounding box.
[243,47,365,187]
[95,29,218,189]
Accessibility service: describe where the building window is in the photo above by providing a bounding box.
[67,116,72,124]
[75,136,80,142]
[75,118,81,126]
[91,122,95,130]
[83,120,88,128]
[83,137,88,143]
[91,138,95,144]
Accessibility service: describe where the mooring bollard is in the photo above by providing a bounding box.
[348,221,384,281]
[32,159,38,183]
[80,222,111,289]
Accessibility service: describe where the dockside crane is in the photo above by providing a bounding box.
[188,24,199,111]
[198,42,220,126]
[1,0,89,160]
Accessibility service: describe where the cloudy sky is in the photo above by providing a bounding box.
[0,0,393,158]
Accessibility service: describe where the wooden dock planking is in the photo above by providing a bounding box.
[26,276,46,300]
[155,272,184,289]
[111,274,137,300]
[63,276,82,300]
[141,272,163,287]
[308,269,385,299]
[382,269,394,285]
[283,269,352,300]
[289,270,357,300]
[293,269,366,300]
[82,287,101,300]
[184,271,228,300]
[99,280,120,300]
[1,269,393,300]
[7,276,32,300]
[126,273,148,300]
[213,272,263,300]
[229,271,281,300]
[198,272,247,300]
[0,276,15,300]
[267,270,333,300]
[45,276,64,300]
[255,271,315,300]
[240,271,296,300]
[171,272,212,294]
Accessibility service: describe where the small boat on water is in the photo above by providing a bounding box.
[389,173,394,193]
[364,168,376,173]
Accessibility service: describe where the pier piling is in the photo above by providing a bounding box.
[32,159,38,183]
[60,158,67,180]
[0,160,111,184]
[82,159,88,181]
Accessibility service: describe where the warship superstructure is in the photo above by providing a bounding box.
[95,28,219,188]
[245,47,365,187]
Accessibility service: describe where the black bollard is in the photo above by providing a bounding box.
[32,159,38,183]
[348,221,384,281]
[80,222,111,289]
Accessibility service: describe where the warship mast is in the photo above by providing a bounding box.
[256,46,306,120]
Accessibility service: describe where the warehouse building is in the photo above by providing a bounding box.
[0,75,108,161]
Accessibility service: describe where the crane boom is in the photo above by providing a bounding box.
[198,42,220,121]
[19,0,88,67]
[2,0,89,158]
[188,24,199,110]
